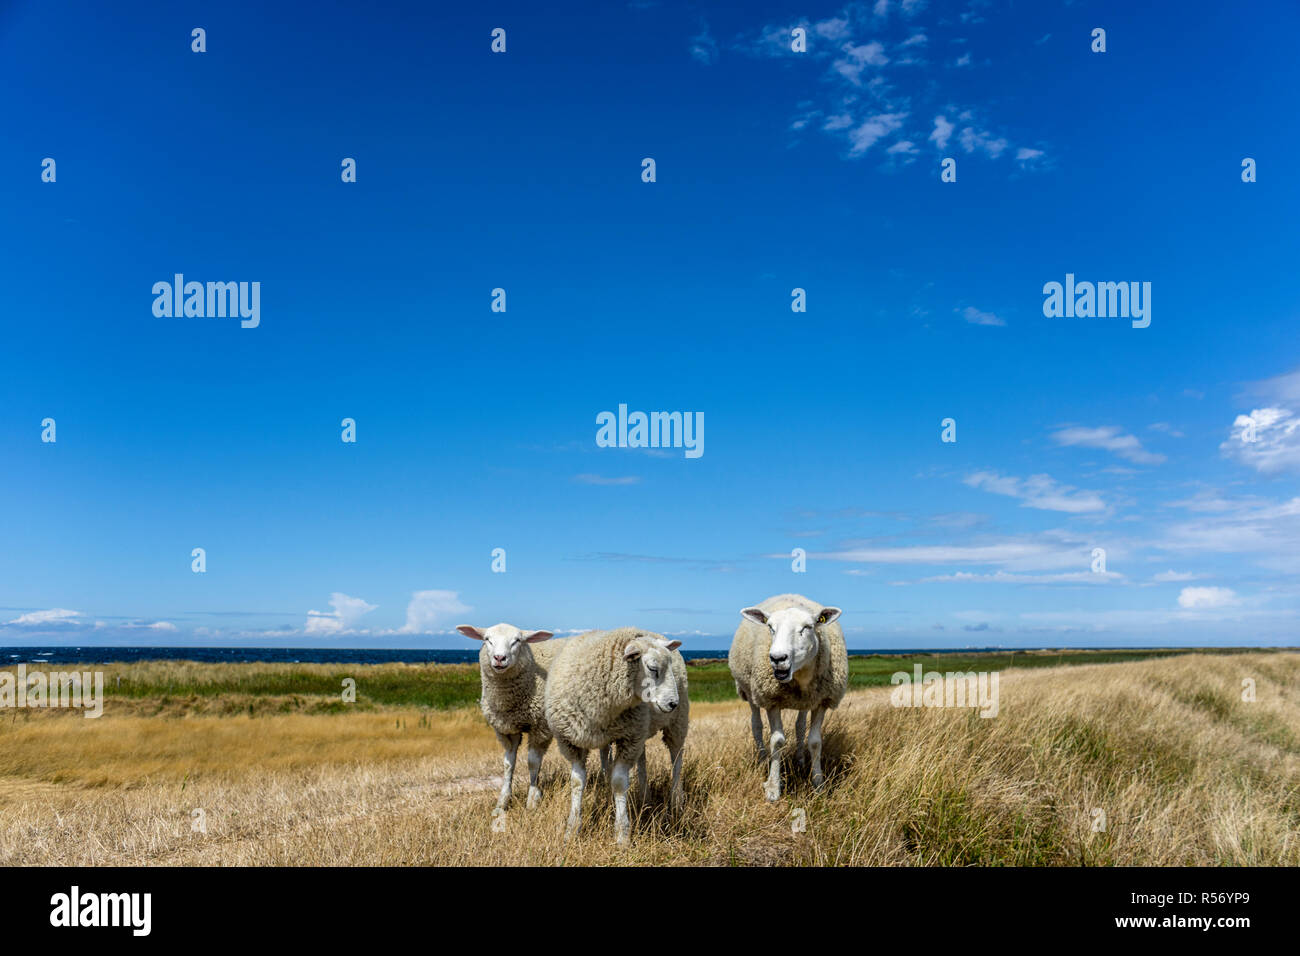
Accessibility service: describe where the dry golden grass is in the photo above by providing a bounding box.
[2,652,1297,865]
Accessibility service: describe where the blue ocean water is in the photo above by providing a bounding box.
[0,645,1036,666]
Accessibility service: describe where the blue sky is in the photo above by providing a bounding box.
[2,0,1298,649]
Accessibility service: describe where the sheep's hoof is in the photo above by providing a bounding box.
[812,772,826,790]
[670,790,685,814]
[615,829,631,847]
[764,782,781,802]
[526,787,542,810]
[494,797,510,812]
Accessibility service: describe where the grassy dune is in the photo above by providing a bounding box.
[1,650,1297,865]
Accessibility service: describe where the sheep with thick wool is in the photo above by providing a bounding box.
[456,623,564,813]
[545,627,688,845]
[729,594,846,802]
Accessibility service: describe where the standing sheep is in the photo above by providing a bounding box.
[545,628,687,845]
[728,594,846,802]
[456,623,563,814]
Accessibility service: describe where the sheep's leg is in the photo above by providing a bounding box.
[808,707,827,789]
[598,745,612,782]
[560,744,588,839]
[795,711,808,766]
[611,740,643,846]
[764,708,785,802]
[749,703,766,760]
[636,750,649,802]
[666,737,685,813]
[495,732,521,811]
[525,735,547,809]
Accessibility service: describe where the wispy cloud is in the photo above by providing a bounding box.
[1051,425,1166,465]
[741,7,1040,166]
[958,306,1005,327]
[964,471,1106,513]
[1177,586,1238,609]
[574,473,642,486]
[689,21,718,65]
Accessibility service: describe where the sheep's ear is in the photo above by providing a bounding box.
[665,640,682,651]
[740,607,768,626]
[623,640,643,662]
[816,607,842,625]
[522,630,553,643]
[456,625,487,641]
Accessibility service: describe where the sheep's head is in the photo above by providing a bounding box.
[624,634,683,714]
[457,623,553,675]
[740,604,841,684]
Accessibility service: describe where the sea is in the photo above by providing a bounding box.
[0,645,1035,666]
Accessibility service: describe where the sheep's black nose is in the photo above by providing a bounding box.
[770,653,787,665]
[667,701,678,710]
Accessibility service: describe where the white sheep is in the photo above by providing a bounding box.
[598,636,689,810]
[456,623,562,813]
[544,628,687,845]
[728,594,846,801]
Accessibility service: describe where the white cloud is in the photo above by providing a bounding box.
[847,112,907,154]
[7,608,80,626]
[1222,407,1300,473]
[958,126,1008,158]
[574,473,642,486]
[811,534,1100,572]
[815,17,850,40]
[305,592,378,635]
[909,570,1121,585]
[954,52,972,67]
[1149,422,1184,437]
[964,471,1106,513]
[1051,425,1166,465]
[1178,586,1238,610]
[929,115,954,150]
[958,306,1005,327]
[689,23,718,64]
[1158,495,1300,572]
[833,42,890,85]
[1152,570,1199,583]
[401,590,472,635]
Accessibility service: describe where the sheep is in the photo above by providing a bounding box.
[456,623,563,813]
[598,637,689,810]
[544,627,687,845]
[728,594,846,802]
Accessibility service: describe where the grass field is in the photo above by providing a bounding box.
[1,649,1297,865]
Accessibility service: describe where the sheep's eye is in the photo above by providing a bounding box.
[649,666,659,677]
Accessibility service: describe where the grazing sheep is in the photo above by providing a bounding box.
[728,594,846,801]
[456,623,562,813]
[545,628,686,845]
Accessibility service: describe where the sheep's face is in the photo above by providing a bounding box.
[457,623,553,675]
[625,636,683,714]
[740,605,841,684]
